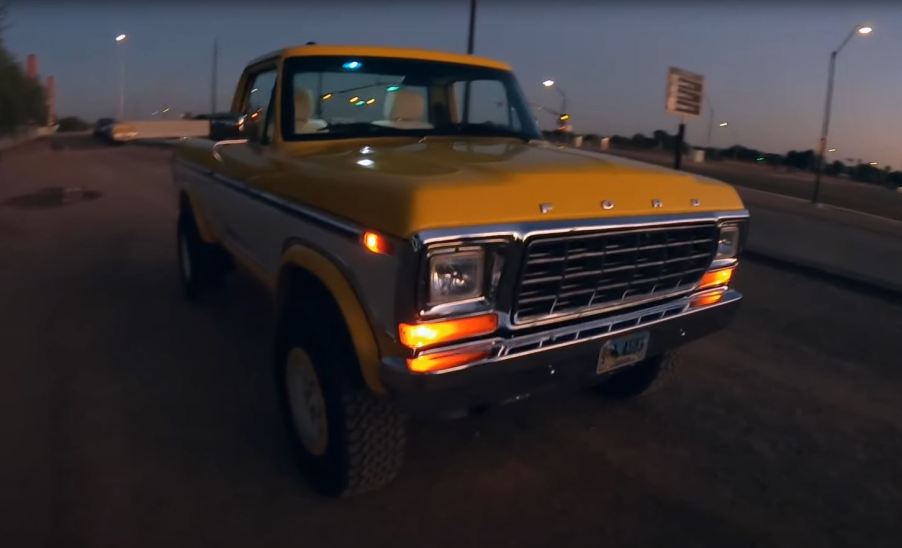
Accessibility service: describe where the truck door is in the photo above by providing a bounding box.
[210,66,281,275]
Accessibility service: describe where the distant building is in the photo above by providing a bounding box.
[26,54,38,80]
[24,54,57,126]
[46,76,56,125]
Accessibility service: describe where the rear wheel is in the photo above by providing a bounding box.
[177,211,230,301]
[596,352,678,399]
[276,296,406,496]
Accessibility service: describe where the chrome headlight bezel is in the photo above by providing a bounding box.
[417,239,509,318]
[427,247,486,307]
[715,224,741,260]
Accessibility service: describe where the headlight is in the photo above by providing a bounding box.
[716,225,740,259]
[427,249,485,306]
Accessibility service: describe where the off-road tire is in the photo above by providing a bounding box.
[596,351,679,399]
[176,211,230,301]
[276,296,406,497]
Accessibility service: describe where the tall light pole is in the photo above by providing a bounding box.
[463,0,477,124]
[542,79,568,115]
[812,24,872,204]
[467,0,477,54]
[211,37,219,113]
[115,33,127,119]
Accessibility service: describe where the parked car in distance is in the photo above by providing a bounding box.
[172,44,749,496]
[107,120,209,143]
[93,117,115,139]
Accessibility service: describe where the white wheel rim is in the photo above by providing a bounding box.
[179,231,192,281]
[285,348,329,456]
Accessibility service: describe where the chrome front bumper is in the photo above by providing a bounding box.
[381,288,742,415]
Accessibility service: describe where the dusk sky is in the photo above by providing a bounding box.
[6,1,901,166]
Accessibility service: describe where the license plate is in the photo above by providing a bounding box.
[597,332,650,374]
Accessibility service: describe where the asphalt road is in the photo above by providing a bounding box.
[2,136,901,548]
[606,148,902,222]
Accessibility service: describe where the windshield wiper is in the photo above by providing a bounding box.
[330,81,404,95]
[316,122,408,134]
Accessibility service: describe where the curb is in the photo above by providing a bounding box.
[744,247,902,302]
[0,134,44,154]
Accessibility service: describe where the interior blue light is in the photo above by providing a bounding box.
[342,60,362,70]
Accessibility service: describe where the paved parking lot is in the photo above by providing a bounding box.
[2,137,901,548]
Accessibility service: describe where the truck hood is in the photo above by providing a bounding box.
[263,137,745,238]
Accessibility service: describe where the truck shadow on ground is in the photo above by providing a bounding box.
[62,246,899,547]
[46,134,118,152]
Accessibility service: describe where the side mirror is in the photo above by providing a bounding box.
[208,111,264,142]
[208,113,243,141]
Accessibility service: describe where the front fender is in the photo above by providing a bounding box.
[279,245,386,395]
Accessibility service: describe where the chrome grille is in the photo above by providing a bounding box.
[512,223,718,323]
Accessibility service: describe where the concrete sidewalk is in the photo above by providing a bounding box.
[737,187,902,295]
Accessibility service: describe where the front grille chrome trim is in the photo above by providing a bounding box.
[512,222,720,324]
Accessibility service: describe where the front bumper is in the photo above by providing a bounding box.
[381,289,742,416]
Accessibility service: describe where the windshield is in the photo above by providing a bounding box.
[281,56,541,142]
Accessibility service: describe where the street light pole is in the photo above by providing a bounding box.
[542,80,567,118]
[812,24,872,204]
[211,37,219,114]
[119,50,124,119]
[115,33,127,119]
[555,86,567,115]
[813,50,838,204]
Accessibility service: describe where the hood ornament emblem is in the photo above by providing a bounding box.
[651,199,663,208]
[601,200,615,210]
[690,198,701,207]
[539,203,554,214]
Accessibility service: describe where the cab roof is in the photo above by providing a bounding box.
[248,44,512,72]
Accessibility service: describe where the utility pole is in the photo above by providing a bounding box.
[211,38,219,114]
[467,0,477,54]
[705,97,715,147]
[463,0,477,123]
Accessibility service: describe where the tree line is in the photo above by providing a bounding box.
[0,2,47,135]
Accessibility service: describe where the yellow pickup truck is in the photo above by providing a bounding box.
[172,44,748,496]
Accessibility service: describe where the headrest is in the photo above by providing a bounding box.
[294,88,314,122]
[383,90,426,121]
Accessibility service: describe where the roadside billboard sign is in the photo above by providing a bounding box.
[666,67,704,117]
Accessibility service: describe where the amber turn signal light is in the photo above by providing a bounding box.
[362,231,390,254]
[407,349,490,373]
[698,266,734,290]
[399,314,498,349]
[690,292,724,309]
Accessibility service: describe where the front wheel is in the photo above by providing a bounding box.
[176,212,229,301]
[596,351,678,399]
[276,315,406,496]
